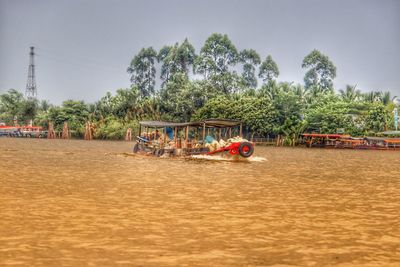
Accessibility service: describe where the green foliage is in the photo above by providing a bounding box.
[195,33,238,78]
[0,89,24,124]
[365,103,389,133]
[1,34,397,142]
[306,95,355,134]
[302,49,336,90]
[259,55,279,83]
[158,39,196,87]
[94,117,138,140]
[193,94,276,136]
[239,49,261,88]
[0,89,39,125]
[127,47,158,97]
[339,85,361,102]
[38,100,90,136]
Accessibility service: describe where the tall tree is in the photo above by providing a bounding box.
[195,33,238,79]
[158,39,196,88]
[302,49,336,90]
[259,55,279,83]
[127,47,158,98]
[239,49,261,88]
[157,45,173,87]
[175,38,196,74]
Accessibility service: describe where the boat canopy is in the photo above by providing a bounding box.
[302,133,348,139]
[139,121,194,128]
[203,119,241,127]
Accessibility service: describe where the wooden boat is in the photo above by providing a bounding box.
[301,133,400,150]
[0,125,19,137]
[0,125,45,138]
[132,119,254,158]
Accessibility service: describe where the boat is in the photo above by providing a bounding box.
[19,126,44,138]
[301,133,400,150]
[0,125,45,138]
[0,125,20,137]
[132,119,254,158]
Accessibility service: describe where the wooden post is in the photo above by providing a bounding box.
[125,127,132,141]
[185,126,189,148]
[218,128,222,140]
[84,121,94,140]
[47,122,55,139]
[239,124,243,137]
[174,127,177,147]
[229,128,232,138]
[62,121,70,139]
[202,123,206,147]
[164,127,167,147]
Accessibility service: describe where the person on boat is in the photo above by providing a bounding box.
[140,132,149,141]
[165,127,174,140]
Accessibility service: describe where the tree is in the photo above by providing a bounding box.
[239,49,261,88]
[339,85,360,102]
[193,94,276,137]
[302,49,336,90]
[175,38,196,74]
[158,39,196,88]
[195,33,238,79]
[270,85,305,142]
[157,45,173,87]
[127,47,158,98]
[0,89,24,124]
[365,103,389,132]
[20,98,39,124]
[305,96,355,134]
[379,91,397,106]
[259,55,279,83]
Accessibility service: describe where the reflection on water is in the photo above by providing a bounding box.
[0,138,399,266]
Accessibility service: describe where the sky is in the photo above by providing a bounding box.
[0,0,399,105]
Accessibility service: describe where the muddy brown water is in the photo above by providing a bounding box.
[0,138,399,266]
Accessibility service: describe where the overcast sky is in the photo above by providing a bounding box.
[1,0,399,104]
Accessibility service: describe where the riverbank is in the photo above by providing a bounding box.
[0,138,399,266]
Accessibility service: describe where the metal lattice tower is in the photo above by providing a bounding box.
[25,46,37,99]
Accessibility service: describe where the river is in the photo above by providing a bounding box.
[0,138,399,266]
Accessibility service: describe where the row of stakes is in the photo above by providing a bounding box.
[47,121,133,141]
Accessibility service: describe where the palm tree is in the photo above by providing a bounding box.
[339,85,360,102]
[379,91,397,106]
[362,91,380,103]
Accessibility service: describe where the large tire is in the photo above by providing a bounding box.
[133,143,139,153]
[238,142,254,158]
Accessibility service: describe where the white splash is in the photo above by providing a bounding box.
[191,154,267,162]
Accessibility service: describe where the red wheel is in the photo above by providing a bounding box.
[238,142,254,157]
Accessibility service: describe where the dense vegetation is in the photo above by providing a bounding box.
[1,33,398,142]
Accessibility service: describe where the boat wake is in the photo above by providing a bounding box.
[190,155,267,162]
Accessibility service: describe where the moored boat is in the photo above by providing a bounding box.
[301,133,400,150]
